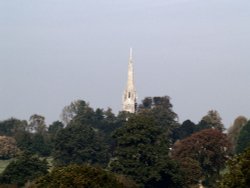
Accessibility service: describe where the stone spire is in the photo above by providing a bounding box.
[122,48,137,113]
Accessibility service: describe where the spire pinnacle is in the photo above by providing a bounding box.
[129,47,133,60]
[122,48,137,113]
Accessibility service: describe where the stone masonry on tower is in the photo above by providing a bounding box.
[122,48,137,113]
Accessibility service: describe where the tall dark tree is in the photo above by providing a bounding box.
[14,130,33,152]
[110,114,183,187]
[53,122,109,166]
[0,118,27,136]
[236,120,250,154]
[138,96,179,143]
[48,121,64,135]
[31,133,51,156]
[172,120,197,142]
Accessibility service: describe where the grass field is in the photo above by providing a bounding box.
[0,159,11,174]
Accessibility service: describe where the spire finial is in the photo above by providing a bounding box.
[130,47,133,60]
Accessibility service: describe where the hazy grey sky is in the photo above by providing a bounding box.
[1,0,250,127]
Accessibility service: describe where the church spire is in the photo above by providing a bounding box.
[129,47,132,60]
[122,48,137,113]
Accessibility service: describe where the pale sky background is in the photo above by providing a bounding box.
[1,0,250,127]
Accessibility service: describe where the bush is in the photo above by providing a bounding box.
[35,164,135,188]
[0,136,19,160]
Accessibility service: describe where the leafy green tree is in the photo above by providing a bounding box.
[35,164,136,188]
[31,133,51,156]
[0,118,27,136]
[236,121,250,154]
[91,108,120,134]
[61,100,121,137]
[47,121,64,151]
[218,147,250,188]
[0,152,48,186]
[61,100,84,125]
[172,129,232,186]
[53,122,109,166]
[0,136,19,159]
[137,96,179,146]
[172,120,197,142]
[14,130,33,152]
[228,116,247,153]
[48,121,64,135]
[198,110,225,131]
[138,96,178,129]
[110,114,183,187]
[175,157,203,186]
[61,100,95,125]
[28,114,47,134]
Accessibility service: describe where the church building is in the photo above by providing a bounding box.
[122,48,137,113]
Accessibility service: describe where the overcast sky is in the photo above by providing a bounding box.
[1,0,250,127]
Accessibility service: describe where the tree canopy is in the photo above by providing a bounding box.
[227,116,247,153]
[0,136,19,160]
[198,110,225,131]
[110,114,183,187]
[35,164,133,188]
[53,122,109,166]
[0,152,49,186]
[138,96,178,131]
[0,118,27,136]
[172,129,232,186]
[219,147,250,188]
[235,120,250,154]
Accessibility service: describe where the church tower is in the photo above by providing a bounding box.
[122,48,137,113]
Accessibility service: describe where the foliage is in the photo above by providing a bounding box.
[110,114,184,187]
[175,157,203,186]
[0,159,11,174]
[60,100,126,160]
[47,121,64,149]
[9,115,53,156]
[172,129,232,186]
[227,116,247,153]
[14,130,51,157]
[0,118,27,136]
[28,114,47,134]
[13,129,31,149]
[61,100,95,126]
[48,121,64,135]
[172,120,197,142]
[0,136,19,160]
[138,96,178,130]
[236,120,250,154]
[35,164,133,188]
[137,96,179,146]
[62,100,123,134]
[53,122,109,166]
[0,152,48,186]
[61,100,83,125]
[218,147,250,188]
[30,133,51,156]
[198,110,225,131]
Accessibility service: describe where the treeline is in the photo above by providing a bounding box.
[0,96,250,187]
